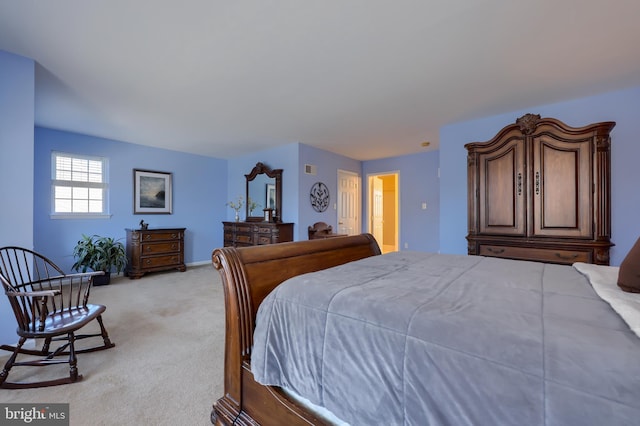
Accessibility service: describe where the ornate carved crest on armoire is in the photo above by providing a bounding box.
[465,114,615,265]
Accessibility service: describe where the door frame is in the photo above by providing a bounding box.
[366,171,399,253]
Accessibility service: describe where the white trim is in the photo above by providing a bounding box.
[50,213,112,220]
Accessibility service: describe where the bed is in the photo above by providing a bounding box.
[210,234,640,425]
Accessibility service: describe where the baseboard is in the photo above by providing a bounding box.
[187,260,211,267]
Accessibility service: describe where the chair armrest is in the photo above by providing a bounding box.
[62,271,105,278]
[43,271,105,282]
[28,271,103,288]
[6,289,61,298]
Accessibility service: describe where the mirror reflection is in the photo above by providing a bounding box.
[245,162,282,222]
[248,174,275,215]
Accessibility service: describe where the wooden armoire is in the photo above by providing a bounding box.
[465,114,615,265]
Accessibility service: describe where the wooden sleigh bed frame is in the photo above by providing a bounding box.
[211,234,381,425]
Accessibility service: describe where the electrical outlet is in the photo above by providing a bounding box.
[404,243,409,249]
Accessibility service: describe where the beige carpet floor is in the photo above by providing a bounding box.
[0,264,224,426]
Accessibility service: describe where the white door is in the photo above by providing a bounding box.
[337,170,360,235]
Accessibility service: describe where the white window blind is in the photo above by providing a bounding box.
[52,152,109,217]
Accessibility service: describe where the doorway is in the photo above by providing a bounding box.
[368,172,399,253]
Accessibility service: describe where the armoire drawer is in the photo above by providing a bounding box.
[479,244,591,265]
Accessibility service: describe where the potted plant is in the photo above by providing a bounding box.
[72,234,127,285]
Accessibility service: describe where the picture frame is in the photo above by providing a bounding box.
[265,183,276,210]
[133,169,173,214]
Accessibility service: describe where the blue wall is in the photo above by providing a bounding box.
[0,50,35,344]
[33,127,227,272]
[298,144,361,240]
[0,51,34,249]
[363,151,440,252]
[439,86,640,266]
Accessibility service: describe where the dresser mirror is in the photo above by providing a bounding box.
[246,162,282,222]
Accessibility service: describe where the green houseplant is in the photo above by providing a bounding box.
[72,234,127,285]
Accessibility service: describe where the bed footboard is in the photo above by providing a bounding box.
[211,234,381,425]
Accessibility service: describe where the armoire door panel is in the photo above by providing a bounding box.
[478,136,525,236]
[531,136,592,238]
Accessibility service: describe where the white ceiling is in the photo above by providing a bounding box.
[1,1,640,161]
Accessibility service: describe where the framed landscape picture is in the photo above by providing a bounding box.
[133,169,173,214]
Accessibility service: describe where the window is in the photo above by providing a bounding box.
[51,152,109,218]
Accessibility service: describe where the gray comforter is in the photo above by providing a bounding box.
[251,251,640,425]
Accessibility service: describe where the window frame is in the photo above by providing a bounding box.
[50,151,111,219]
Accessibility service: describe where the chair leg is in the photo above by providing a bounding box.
[42,337,52,353]
[0,337,26,387]
[96,315,114,348]
[67,332,79,383]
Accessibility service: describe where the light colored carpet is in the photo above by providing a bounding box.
[0,264,224,426]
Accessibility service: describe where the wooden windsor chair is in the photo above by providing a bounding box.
[0,246,115,388]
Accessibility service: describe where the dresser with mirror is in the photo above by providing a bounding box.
[223,162,294,247]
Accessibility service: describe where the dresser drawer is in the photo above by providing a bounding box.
[140,254,183,268]
[479,244,591,264]
[256,225,276,234]
[257,235,273,245]
[235,234,253,244]
[139,230,182,242]
[141,241,181,255]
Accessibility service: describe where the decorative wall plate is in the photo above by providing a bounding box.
[310,182,330,212]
